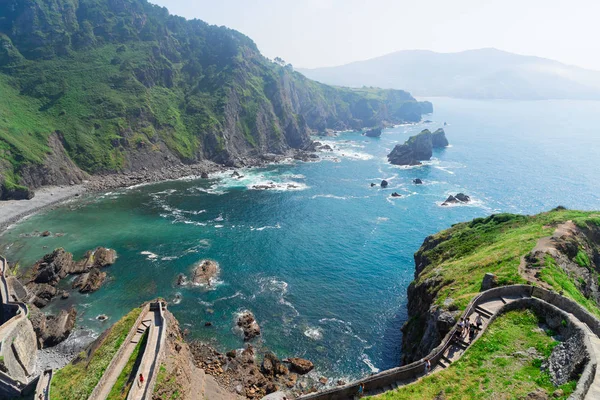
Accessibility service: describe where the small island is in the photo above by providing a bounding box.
[387,128,448,166]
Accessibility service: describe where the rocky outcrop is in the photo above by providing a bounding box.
[441,193,471,206]
[413,178,423,184]
[364,127,382,138]
[285,358,314,375]
[25,247,117,306]
[29,305,77,348]
[191,260,219,286]
[237,311,261,341]
[72,268,107,293]
[431,128,449,148]
[387,129,448,166]
[381,180,389,188]
[542,330,588,386]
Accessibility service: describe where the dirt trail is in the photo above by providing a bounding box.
[518,221,577,289]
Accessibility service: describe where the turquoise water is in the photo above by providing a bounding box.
[2,98,600,382]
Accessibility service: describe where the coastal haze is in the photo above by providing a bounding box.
[298,49,600,100]
[1,0,600,399]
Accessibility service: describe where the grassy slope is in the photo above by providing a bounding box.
[416,209,600,315]
[374,310,575,399]
[50,307,142,400]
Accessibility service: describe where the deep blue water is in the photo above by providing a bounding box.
[1,98,600,382]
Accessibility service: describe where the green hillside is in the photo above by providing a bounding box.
[0,0,431,199]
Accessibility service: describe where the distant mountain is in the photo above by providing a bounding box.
[299,49,600,100]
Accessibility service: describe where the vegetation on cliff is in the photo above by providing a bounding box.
[402,208,600,363]
[50,307,142,400]
[375,310,575,399]
[0,0,431,198]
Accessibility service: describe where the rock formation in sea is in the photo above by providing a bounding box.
[364,127,383,137]
[441,193,471,206]
[237,311,261,341]
[191,260,219,286]
[387,128,449,166]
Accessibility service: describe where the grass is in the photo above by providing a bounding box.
[373,310,576,400]
[107,329,148,400]
[539,255,600,318]
[413,209,600,312]
[50,307,142,400]
[153,364,181,399]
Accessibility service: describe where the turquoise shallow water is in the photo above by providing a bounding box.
[2,98,600,382]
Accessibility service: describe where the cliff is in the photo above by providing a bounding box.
[401,209,600,363]
[0,0,432,199]
[387,128,447,166]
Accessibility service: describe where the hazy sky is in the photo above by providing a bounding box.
[150,0,600,70]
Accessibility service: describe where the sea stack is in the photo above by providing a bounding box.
[387,128,449,166]
[364,127,382,137]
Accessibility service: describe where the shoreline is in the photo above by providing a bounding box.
[0,151,317,236]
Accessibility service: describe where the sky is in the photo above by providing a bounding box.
[150,0,600,71]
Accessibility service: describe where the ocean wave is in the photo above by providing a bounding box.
[304,327,324,340]
[360,354,380,373]
[319,318,367,344]
[141,251,159,261]
[250,223,281,231]
[214,225,224,228]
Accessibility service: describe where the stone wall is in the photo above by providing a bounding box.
[3,317,37,382]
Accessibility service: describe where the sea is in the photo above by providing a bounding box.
[1,97,600,383]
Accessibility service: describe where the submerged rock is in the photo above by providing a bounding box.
[391,192,402,197]
[413,178,423,184]
[237,311,261,341]
[191,260,219,285]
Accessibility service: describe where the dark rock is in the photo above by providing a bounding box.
[72,268,107,293]
[370,183,376,187]
[391,192,402,197]
[30,248,74,284]
[431,128,449,148]
[204,322,212,327]
[455,193,470,202]
[413,178,423,184]
[191,260,219,285]
[285,357,314,375]
[176,273,187,286]
[227,350,237,358]
[96,314,108,321]
[237,311,261,340]
[380,180,389,188]
[319,377,328,385]
[364,127,382,138]
[41,231,51,237]
[523,389,549,400]
[481,273,498,291]
[201,172,209,179]
[441,195,458,206]
[60,290,69,299]
[43,307,77,347]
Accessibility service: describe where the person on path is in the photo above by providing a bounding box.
[139,373,144,387]
[476,314,484,330]
[424,359,431,374]
[358,383,365,398]
[469,323,476,342]
[458,318,465,336]
[465,318,471,333]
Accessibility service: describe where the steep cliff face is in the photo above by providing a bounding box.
[401,210,600,364]
[0,0,432,198]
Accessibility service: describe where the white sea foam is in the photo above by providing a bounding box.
[141,251,159,260]
[361,354,380,373]
[214,225,224,228]
[250,223,281,231]
[304,327,324,340]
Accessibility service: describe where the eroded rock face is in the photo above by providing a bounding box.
[191,260,219,285]
[542,330,588,386]
[237,311,261,341]
[30,248,74,284]
[387,128,449,166]
[72,268,107,293]
[68,247,117,274]
[29,305,77,348]
[286,358,314,375]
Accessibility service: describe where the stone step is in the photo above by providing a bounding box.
[474,305,493,318]
[499,296,507,304]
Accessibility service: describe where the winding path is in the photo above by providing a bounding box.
[299,285,600,400]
